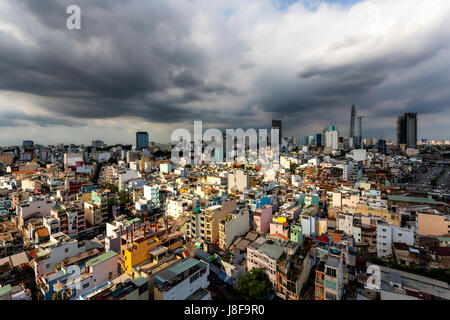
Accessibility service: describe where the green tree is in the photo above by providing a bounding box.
[52,291,63,300]
[237,268,271,300]
[290,163,298,173]
[119,191,130,205]
[103,183,119,193]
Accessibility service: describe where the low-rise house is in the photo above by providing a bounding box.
[38,250,119,300]
[153,258,210,300]
[218,209,249,251]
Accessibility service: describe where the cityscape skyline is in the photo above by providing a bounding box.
[1,0,450,306]
[0,109,447,148]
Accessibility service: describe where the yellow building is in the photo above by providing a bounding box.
[355,205,400,226]
[121,231,183,275]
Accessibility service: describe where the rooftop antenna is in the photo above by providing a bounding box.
[131,223,134,251]
[143,215,146,237]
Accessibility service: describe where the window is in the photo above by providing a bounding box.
[418,281,427,288]
[434,286,444,293]
[326,268,336,278]
[190,271,201,283]
[82,282,90,289]
[326,292,337,300]
[65,248,69,253]
[325,280,337,290]
[108,272,113,280]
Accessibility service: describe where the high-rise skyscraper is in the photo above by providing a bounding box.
[378,139,387,155]
[136,131,149,150]
[316,133,323,147]
[354,116,363,148]
[272,119,282,144]
[92,140,105,148]
[349,104,356,139]
[23,140,34,148]
[397,113,417,148]
[325,130,339,150]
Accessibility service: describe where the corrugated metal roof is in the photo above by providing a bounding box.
[387,195,437,204]
[168,258,204,276]
[131,277,148,287]
[86,250,118,267]
[0,284,12,297]
[259,243,284,260]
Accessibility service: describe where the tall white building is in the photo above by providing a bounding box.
[219,210,250,251]
[154,258,211,300]
[228,169,249,191]
[326,131,339,150]
[376,221,414,258]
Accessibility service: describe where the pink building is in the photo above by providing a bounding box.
[254,205,273,234]
[286,206,301,220]
[341,195,363,208]
[247,240,284,288]
[269,221,290,238]
[87,250,119,285]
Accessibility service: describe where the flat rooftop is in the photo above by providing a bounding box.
[86,251,117,268]
[387,195,438,205]
[326,256,339,268]
[259,243,284,260]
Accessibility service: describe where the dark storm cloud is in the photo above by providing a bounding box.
[0,112,82,127]
[172,70,204,88]
[0,0,248,128]
[0,0,220,121]
[0,0,449,140]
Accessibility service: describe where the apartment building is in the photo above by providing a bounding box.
[84,190,118,233]
[416,212,450,237]
[371,264,450,300]
[79,275,149,300]
[187,200,237,245]
[323,254,343,300]
[32,233,103,277]
[119,227,183,275]
[376,221,414,258]
[64,153,84,171]
[166,196,200,220]
[51,202,86,238]
[0,220,23,258]
[269,216,290,239]
[38,250,119,300]
[218,209,249,251]
[247,239,284,288]
[16,196,56,228]
[254,205,273,234]
[154,258,210,300]
[143,185,160,208]
[228,169,249,192]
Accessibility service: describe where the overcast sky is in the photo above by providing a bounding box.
[0,0,449,146]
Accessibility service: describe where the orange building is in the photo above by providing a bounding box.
[314,260,325,300]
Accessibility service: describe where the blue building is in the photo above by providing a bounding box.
[316,133,322,147]
[136,131,149,150]
[378,139,387,155]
